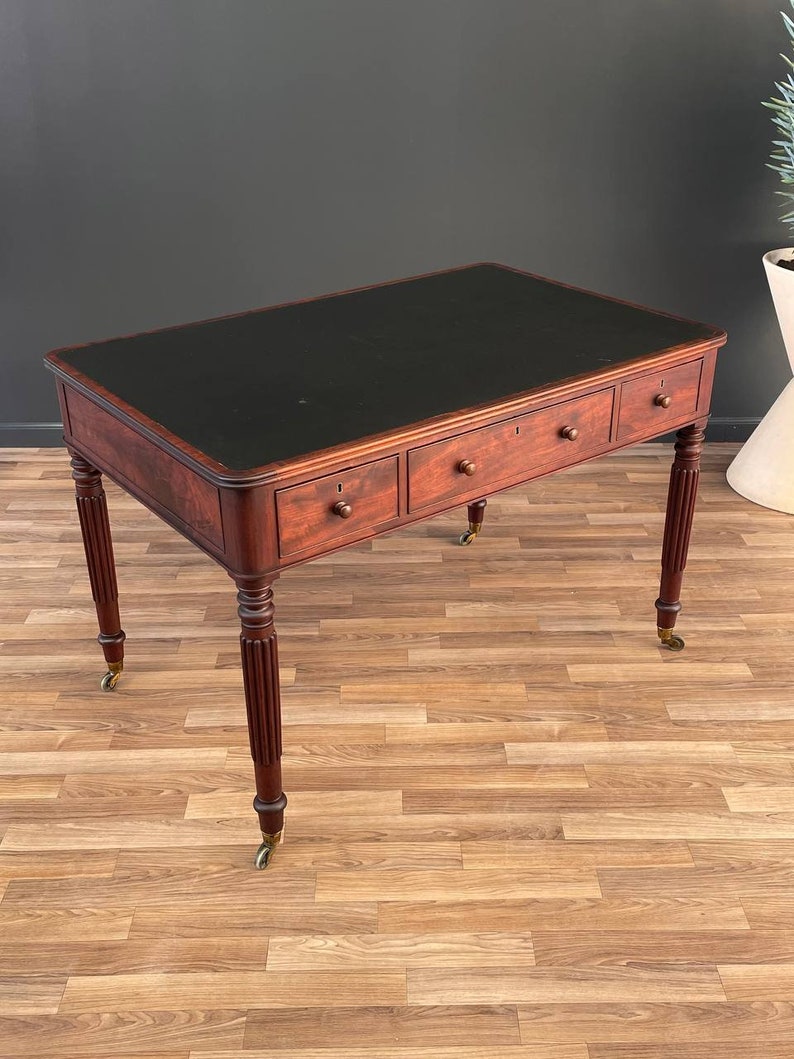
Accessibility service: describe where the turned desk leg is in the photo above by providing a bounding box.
[655,423,705,651]
[236,577,287,869]
[460,498,487,546]
[70,453,126,690]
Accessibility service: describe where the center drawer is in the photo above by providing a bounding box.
[408,387,614,512]
[276,456,399,557]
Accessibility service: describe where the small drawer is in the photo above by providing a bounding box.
[617,359,703,441]
[276,456,398,557]
[408,387,614,512]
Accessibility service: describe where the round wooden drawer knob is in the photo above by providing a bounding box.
[655,393,672,408]
[560,426,579,441]
[458,460,477,476]
[332,500,353,519]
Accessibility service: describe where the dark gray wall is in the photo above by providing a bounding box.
[1,0,789,443]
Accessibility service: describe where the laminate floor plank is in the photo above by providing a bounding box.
[0,975,67,1014]
[741,898,794,929]
[0,1011,245,1055]
[0,1054,187,1059]
[58,970,407,1012]
[0,748,228,776]
[2,865,317,909]
[719,964,794,1000]
[689,839,794,865]
[378,896,750,933]
[2,444,794,1058]
[241,810,565,843]
[402,788,730,813]
[0,817,275,851]
[597,863,794,898]
[531,929,794,965]
[315,867,600,903]
[562,809,794,840]
[506,742,739,765]
[587,1044,794,1059]
[206,1049,586,1059]
[460,839,694,869]
[0,849,118,880]
[241,1004,523,1050]
[584,762,794,788]
[516,1001,794,1043]
[282,765,590,791]
[0,908,132,940]
[383,725,610,748]
[266,930,536,970]
[724,785,794,811]
[406,965,727,1004]
[184,787,403,820]
[0,777,63,800]
[276,740,511,764]
[0,936,270,975]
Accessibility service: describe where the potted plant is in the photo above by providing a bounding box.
[726,1,794,513]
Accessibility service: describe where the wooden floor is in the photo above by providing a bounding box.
[1,443,794,1058]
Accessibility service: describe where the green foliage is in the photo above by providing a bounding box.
[765,5,794,228]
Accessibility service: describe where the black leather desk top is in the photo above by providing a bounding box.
[52,264,722,471]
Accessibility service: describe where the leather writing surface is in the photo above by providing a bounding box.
[56,265,719,471]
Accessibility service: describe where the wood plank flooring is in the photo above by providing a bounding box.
[1,443,794,1058]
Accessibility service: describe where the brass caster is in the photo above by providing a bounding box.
[459,525,480,546]
[658,628,685,652]
[253,829,284,870]
[100,662,123,692]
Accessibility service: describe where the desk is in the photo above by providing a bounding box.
[45,263,727,868]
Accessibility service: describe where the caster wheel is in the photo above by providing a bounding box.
[254,841,278,870]
[100,670,121,692]
[459,530,476,546]
[658,628,685,652]
[664,633,685,652]
[253,829,283,870]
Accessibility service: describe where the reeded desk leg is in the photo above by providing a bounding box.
[70,453,126,690]
[655,423,705,651]
[460,498,487,546]
[236,577,287,869]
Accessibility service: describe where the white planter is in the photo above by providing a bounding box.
[726,249,794,515]
[762,247,794,371]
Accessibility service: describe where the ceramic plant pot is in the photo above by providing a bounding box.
[726,249,794,514]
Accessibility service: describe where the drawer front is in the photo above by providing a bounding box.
[408,388,614,512]
[617,359,703,440]
[276,456,399,557]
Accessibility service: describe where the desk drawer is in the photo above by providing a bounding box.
[276,456,399,557]
[408,388,614,512]
[617,359,703,440]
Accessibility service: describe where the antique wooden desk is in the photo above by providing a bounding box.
[45,263,727,868]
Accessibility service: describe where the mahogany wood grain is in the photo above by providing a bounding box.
[616,358,702,441]
[235,577,286,841]
[467,498,487,533]
[63,387,224,552]
[276,456,399,557]
[655,423,706,632]
[407,387,614,512]
[69,453,125,670]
